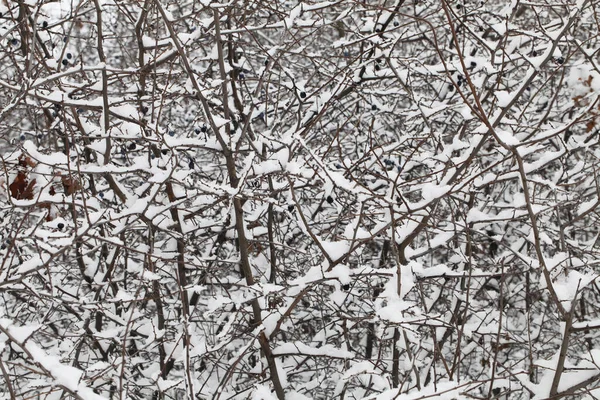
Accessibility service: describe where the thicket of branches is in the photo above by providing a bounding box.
[1,0,600,399]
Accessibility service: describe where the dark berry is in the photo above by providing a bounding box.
[66,53,72,59]
[456,4,461,9]
[470,61,476,68]
[57,223,64,229]
[556,57,565,64]
[288,205,294,212]
[326,195,334,204]
[264,59,269,65]
[200,125,207,133]
[300,91,306,99]
[161,149,168,155]
[168,130,174,137]
[141,106,149,114]
[194,128,201,134]
[19,134,25,141]
[128,142,136,150]
[98,192,104,198]
[375,64,380,71]
[238,72,245,79]
[62,59,68,66]
[532,51,537,57]
[342,284,350,291]
[188,160,194,169]
[371,104,378,111]
[394,21,399,27]
[42,21,48,28]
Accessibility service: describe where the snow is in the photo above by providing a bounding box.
[320,240,350,262]
[496,129,520,146]
[367,381,462,400]
[18,254,51,275]
[421,184,450,202]
[494,90,512,107]
[272,342,355,359]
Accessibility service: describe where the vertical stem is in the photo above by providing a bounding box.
[92,0,111,165]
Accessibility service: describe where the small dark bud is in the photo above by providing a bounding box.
[168,130,174,137]
[194,128,201,134]
[371,104,378,111]
[300,91,306,98]
[188,160,194,169]
[141,106,149,114]
[326,195,334,204]
[66,53,72,59]
[556,56,565,64]
[98,192,104,198]
[42,21,48,28]
[62,59,68,66]
[19,134,25,141]
[532,51,537,57]
[264,59,269,65]
[161,149,168,155]
[394,21,399,27]
[128,142,136,150]
[342,284,350,291]
[470,61,476,69]
[288,205,295,212]
[200,125,207,133]
[57,223,65,229]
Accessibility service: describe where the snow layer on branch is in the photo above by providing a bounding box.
[273,341,355,359]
